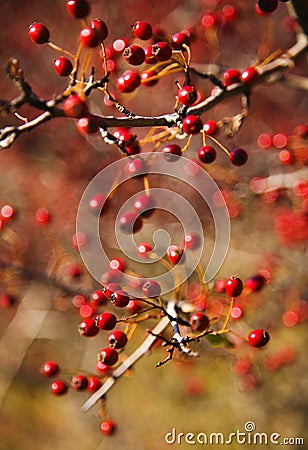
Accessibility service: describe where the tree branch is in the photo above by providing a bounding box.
[81,314,171,413]
[0,13,307,150]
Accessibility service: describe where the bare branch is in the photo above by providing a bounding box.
[81,315,171,413]
[0,17,307,150]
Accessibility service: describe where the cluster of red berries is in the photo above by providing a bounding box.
[40,360,116,435]
[257,124,308,166]
[16,0,305,437]
[27,0,253,169]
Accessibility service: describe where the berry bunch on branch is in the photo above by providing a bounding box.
[0,0,307,439]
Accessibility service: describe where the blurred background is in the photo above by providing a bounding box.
[0,1,307,449]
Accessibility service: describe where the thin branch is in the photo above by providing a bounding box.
[282,73,308,91]
[81,315,171,413]
[0,30,307,150]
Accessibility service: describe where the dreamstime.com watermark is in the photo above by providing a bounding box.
[164,421,304,446]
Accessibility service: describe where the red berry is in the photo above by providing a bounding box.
[141,69,159,87]
[126,157,147,177]
[245,274,266,292]
[79,26,100,48]
[124,139,140,156]
[71,374,88,390]
[214,279,226,293]
[108,330,128,349]
[100,419,116,436]
[144,45,158,64]
[104,283,122,299]
[142,280,161,298]
[50,380,68,395]
[89,193,108,214]
[162,144,182,161]
[201,13,220,28]
[222,4,237,21]
[127,299,143,313]
[137,242,153,258]
[77,115,99,135]
[232,358,252,375]
[178,86,197,106]
[198,145,216,164]
[293,124,308,139]
[229,148,248,166]
[113,37,130,53]
[171,31,190,50]
[225,276,243,297]
[110,290,130,308]
[152,42,172,61]
[279,150,293,165]
[67,263,82,279]
[167,245,185,265]
[110,257,126,272]
[1,204,14,221]
[91,19,108,42]
[96,361,111,375]
[0,293,15,308]
[116,70,141,93]
[114,127,134,141]
[78,318,99,337]
[79,302,96,319]
[41,361,60,377]
[35,208,50,225]
[183,233,201,250]
[203,120,218,135]
[222,69,241,86]
[248,329,270,347]
[182,115,203,135]
[72,294,87,308]
[272,133,288,149]
[54,56,73,77]
[28,23,50,44]
[133,21,152,40]
[258,0,278,13]
[87,376,102,392]
[89,290,106,306]
[133,194,155,217]
[189,313,210,331]
[98,347,119,366]
[96,312,117,330]
[63,94,88,118]
[67,0,90,18]
[123,45,145,66]
[118,211,143,234]
[240,66,258,83]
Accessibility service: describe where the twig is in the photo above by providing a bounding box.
[81,314,170,412]
[0,30,307,150]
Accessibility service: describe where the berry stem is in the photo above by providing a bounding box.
[203,131,230,156]
[221,296,235,331]
[181,134,193,152]
[100,42,109,79]
[205,28,219,64]
[124,322,137,341]
[47,41,75,59]
[69,43,83,85]
[143,175,150,195]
